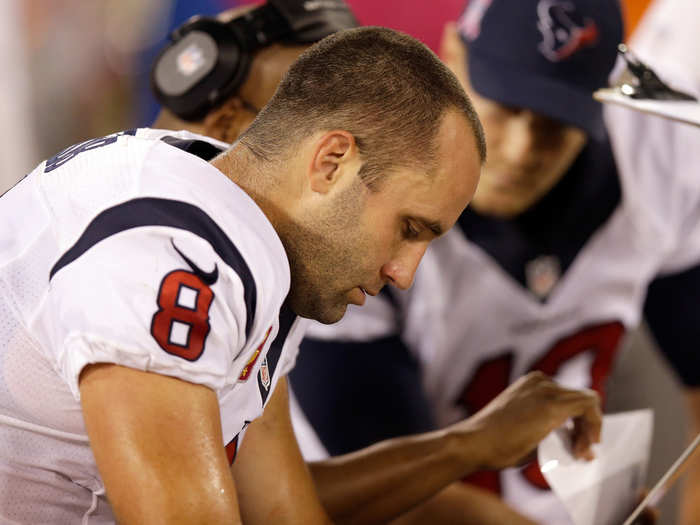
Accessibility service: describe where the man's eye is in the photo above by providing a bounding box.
[403,222,420,239]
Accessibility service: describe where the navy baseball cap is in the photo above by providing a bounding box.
[458,0,623,140]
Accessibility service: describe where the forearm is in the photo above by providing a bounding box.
[389,482,539,525]
[234,379,332,525]
[80,364,242,524]
[309,427,482,525]
[307,372,601,525]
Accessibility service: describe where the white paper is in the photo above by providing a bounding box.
[538,409,653,525]
[594,88,700,127]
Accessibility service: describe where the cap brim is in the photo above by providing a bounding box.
[468,52,606,140]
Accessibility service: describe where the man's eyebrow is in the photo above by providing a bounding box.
[415,217,444,236]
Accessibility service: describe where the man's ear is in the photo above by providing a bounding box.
[308,130,359,194]
[201,98,255,144]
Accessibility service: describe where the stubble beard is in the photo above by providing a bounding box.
[281,184,369,323]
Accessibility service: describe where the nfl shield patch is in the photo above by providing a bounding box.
[525,255,561,299]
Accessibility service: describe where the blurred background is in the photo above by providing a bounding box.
[0,0,688,522]
[0,0,651,192]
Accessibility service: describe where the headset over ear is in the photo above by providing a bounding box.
[151,0,358,121]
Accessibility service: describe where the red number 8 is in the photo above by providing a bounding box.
[151,270,214,361]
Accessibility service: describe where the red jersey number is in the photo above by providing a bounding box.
[151,270,215,361]
[458,321,624,493]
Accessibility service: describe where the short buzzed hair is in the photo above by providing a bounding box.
[239,26,486,188]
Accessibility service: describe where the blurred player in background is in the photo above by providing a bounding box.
[289,0,700,523]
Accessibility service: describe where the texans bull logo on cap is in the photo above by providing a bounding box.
[537,0,600,62]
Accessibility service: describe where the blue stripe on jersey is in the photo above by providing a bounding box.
[290,334,436,455]
[258,305,296,404]
[49,197,257,338]
[44,130,138,174]
[160,136,224,161]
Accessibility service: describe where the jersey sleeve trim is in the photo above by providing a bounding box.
[258,306,297,404]
[49,197,257,338]
[61,331,230,400]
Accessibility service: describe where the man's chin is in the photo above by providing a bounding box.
[470,189,536,218]
[287,296,348,325]
[309,302,349,325]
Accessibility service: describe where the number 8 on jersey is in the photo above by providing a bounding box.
[151,270,215,361]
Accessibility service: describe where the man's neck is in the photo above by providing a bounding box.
[212,147,291,234]
[151,111,206,135]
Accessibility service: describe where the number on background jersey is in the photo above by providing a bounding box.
[460,353,513,493]
[44,129,136,173]
[151,270,215,361]
[457,321,624,493]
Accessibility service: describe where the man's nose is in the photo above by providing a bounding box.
[500,112,537,166]
[381,243,429,290]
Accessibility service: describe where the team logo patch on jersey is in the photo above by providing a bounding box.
[259,357,271,391]
[458,0,494,41]
[239,326,272,381]
[536,0,599,62]
[526,255,561,299]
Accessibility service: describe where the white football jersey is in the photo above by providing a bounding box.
[293,19,700,525]
[0,128,300,523]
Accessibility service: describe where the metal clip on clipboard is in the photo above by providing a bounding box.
[593,44,700,127]
[614,43,696,101]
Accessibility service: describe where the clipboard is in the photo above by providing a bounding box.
[594,88,700,128]
[621,432,700,525]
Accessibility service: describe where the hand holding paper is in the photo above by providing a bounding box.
[538,410,653,525]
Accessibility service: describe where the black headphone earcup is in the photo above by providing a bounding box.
[150,1,358,121]
[151,17,252,121]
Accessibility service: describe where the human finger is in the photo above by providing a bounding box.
[571,416,595,460]
[541,384,601,459]
[631,489,660,525]
[563,388,601,459]
[561,389,603,460]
